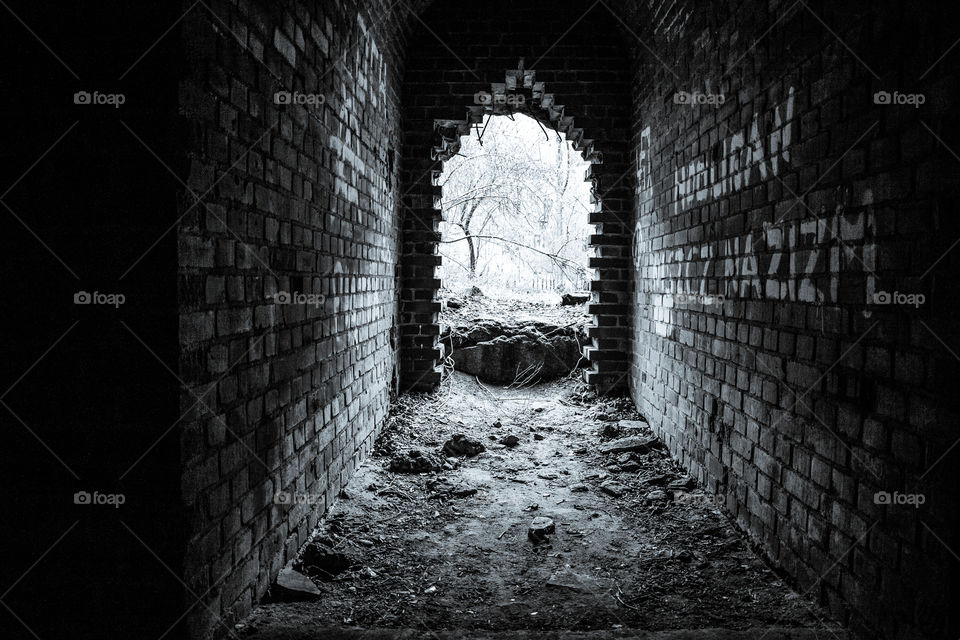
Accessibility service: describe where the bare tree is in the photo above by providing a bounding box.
[439,114,592,293]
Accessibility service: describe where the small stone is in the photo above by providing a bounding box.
[600,481,626,497]
[389,449,443,473]
[360,567,378,578]
[528,516,556,541]
[273,567,321,601]
[600,435,662,455]
[570,484,589,493]
[442,434,485,457]
[300,542,353,580]
[620,462,642,472]
[667,475,696,491]
[500,434,520,447]
[492,420,502,428]
[533,433,545,440]
[560,293,589,305]
[646,489,667,502]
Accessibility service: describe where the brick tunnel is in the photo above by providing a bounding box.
[2,1,959,639]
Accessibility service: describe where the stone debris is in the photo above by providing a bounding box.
[569,483,589,492]
[500,434,520,447]
[299,542,354,580]
[645,489,668,502]
[442,434,485,457]
[667,475,696,491]
[527,516,556,542]
[600,481,627,497]
[443,319,587,384]
[271,567,322,601]
[560,292,590,305]
[388,449,444,473]
[600,435,663,455]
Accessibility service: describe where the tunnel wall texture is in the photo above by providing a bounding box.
[176,0,403,636]
[629,1,960,638]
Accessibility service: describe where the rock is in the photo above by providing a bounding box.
[600,423,620,438]
[560,293,589,305]
[388,449,443,473]
[469,286,484,297]
[448,320,586,384]
[445,297,464,309]
[600,435,663,455]
[645,489,667,502]
[546,568,591,591]
[667,475,697,491]
[640,473,672,486]
[500,434,520,447]
[492,419,502,428]
[272,567,322,601]
[618,419,649,432]
[442,434,485,457]
[453,487,478,498]
[620,462,642,472]
[616,453,633,465]
[570,483,589,492]
[299,542,354,580]
[528,516,556,541]
[600,481,627,497]
[533,433,544,440]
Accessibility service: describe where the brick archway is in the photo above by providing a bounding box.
[399,60,633,393]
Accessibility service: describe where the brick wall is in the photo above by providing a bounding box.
[628,0,960,637]
[399,0,634,393]
[176,0,404,635]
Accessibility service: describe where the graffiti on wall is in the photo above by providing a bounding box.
[674,87,795,214]
[634,88,881,314]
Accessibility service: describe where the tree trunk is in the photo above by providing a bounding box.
[465,232,476,278]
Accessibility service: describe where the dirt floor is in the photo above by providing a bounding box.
[238,372,847,639]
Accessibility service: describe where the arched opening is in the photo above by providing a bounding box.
[398,62,632,394]
[435,112,594,385]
